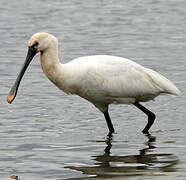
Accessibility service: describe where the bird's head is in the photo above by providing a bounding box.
[7,32,57,104]
[28,32,58,53]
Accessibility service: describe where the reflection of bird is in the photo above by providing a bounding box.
[7,32,180,135]
[65,135,179,179]
[139,133,156,155]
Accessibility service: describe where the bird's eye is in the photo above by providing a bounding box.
[34,42,39,46]
[31,42,38,48]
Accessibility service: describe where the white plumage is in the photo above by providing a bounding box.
[45,55,180,111]
[8,33,181,135]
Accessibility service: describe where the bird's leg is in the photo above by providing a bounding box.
[104,109,115,136]
[134,102,156,134]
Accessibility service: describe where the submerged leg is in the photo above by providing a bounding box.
[104,109,115,136]
[134,102,156,134]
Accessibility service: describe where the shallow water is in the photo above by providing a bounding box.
[0,0,186,179]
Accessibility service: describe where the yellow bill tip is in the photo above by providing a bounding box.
[7,94,15,104]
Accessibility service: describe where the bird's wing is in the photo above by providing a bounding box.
[67,55,180,103]
[85,61,161,99]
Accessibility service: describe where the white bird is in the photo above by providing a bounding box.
[7,32,181,136]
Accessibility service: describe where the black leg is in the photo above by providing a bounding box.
[104,109,115,136]
[134,102,156,134]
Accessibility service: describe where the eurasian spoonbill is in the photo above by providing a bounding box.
[7,32,181,135]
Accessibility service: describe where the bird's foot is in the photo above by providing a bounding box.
[107,133,113,139]
[142,130,156,143]
[142,129,150,135]
[107,131,115,138]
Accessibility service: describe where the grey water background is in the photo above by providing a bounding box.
[0,0,185,179]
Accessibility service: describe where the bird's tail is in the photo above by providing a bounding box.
[144,68,181,96]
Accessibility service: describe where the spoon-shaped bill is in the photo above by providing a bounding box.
[7,47,37,104]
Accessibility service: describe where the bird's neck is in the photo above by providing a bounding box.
[40,46,61,83]
[39,47,74,94]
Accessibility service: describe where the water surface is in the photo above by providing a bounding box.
[0,0,185,179]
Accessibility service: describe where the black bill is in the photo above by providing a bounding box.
[7,47,37,103]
